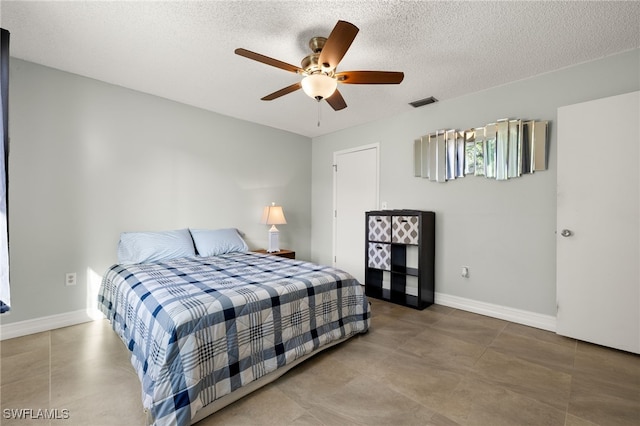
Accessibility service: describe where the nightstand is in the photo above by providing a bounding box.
[253,249,295,259]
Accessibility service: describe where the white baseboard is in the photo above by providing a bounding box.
[0,310,95,340]
[435,292,557,332]
[0,294,557,341]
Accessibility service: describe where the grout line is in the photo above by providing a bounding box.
[471,319,509,367]
[488,320,509,346]
[48,330,52,426]
[564,338,578,426]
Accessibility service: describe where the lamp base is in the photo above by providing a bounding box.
[267,225,280,253]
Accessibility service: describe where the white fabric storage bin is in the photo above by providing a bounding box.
[367,242,391,270]
[392,216,420,245]
[368,215,391,242]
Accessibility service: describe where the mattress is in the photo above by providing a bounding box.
[98,252,370,425]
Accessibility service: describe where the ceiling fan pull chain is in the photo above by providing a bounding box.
[317,99,321,127]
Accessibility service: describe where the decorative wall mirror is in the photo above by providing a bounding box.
[415,119,548,182]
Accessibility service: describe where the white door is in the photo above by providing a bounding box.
[334,145,379,283]
[556,91,639,354]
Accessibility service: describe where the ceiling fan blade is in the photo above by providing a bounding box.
[261,82,302,101]
[336,71,404,84]
[326,89,347,111]
[235,48,303,74]
[318,21,359,70]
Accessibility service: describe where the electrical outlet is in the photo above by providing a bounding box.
[65,272,77,286]
[461,267,469,278]
[381,201,388,209]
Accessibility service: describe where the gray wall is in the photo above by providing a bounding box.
[5,49,639,325]
[311,49,640,317]
[5,59,311,323]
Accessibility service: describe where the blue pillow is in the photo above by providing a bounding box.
[190,228,249,257]
[117,228,196,264]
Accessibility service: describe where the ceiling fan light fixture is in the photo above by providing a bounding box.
[236,20,403,111]
[301,73,337,100]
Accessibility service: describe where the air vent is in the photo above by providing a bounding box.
[409,96,438,108]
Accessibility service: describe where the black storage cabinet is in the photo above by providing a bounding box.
[365,210,435,310]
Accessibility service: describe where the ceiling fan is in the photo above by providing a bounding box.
[235,20,404,111]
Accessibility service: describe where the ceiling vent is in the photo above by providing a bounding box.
[409,96,438,108]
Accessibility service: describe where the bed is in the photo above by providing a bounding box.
[98,228,370,426]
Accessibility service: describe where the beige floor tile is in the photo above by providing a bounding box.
[471,349,572,411]
[373,302,453,328]
[321,335,397,376]
[400,327,486,369]
[489,330,576,374]
[429,311,505,346]
[305,374,436,425]
[367,298,400,315]
[50,319,111,346]
[437,376,566,426]
[564,413,600,426]
[0,372,50,410]
[568,374,640,426]
[49,390,146,426]
[502,322,576,349]
[570,368,639,404]
[274,351,362,410]
[362,313,428,350]
[3,299,638,426]
[570,344,639,426]
[0,332,50,358]
[448,309,509,330]
[199,384,307,425]
[425,304,456,315]
[50,320,127,371]
[426,412,462,426]
[573,341,640,390]
[0,346,50,387]
[302,405,365,426]
[367,349,468,411]
[367,299,453,318]
[1,415,52,426]
[49,355,142,409]
[286,412,325,426]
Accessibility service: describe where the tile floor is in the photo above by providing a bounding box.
[1,299,638,425]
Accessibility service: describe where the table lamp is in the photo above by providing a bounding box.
[260,202,287,252]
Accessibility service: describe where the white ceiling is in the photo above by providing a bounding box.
[2,1,639,138]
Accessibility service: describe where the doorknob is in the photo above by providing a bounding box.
[560,229,573,237]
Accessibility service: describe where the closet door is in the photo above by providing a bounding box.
[556,91,639,354]
[333,145,379,284]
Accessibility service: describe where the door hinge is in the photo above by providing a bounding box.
[334,210,337,218]
[333,164,337,172]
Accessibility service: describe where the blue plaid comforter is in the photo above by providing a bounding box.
[98,252,370,426]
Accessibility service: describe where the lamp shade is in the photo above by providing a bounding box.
[301,74,337,100]
[261,203,287,225]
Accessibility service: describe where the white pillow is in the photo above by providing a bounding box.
[190,228,249,257]
[117,228,196,264]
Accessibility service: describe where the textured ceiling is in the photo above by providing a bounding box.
[2,1,639,138]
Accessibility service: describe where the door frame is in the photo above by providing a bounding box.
[332,143,380,268]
